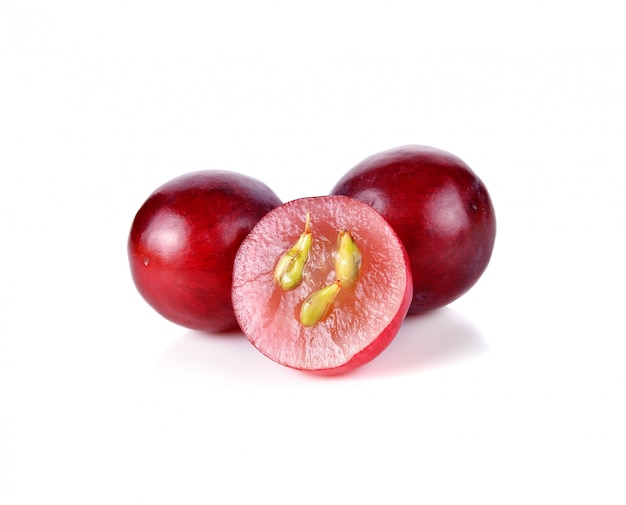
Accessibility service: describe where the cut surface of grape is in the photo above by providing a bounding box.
[232,195,412,375]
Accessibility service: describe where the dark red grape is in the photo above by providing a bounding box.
[331,145,496,314]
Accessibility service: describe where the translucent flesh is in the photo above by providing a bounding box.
[232,196,411,372]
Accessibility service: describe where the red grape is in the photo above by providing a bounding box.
[331,145,496,314]
[128,170,282,332]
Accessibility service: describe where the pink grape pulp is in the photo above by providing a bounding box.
[231,195,413,375]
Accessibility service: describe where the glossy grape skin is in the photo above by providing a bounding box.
[331,145,496,314]
[128,170,282,332]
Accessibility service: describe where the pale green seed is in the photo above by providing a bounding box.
[273,213,312,290]
[334,230,362,287]
[299,281,341,327]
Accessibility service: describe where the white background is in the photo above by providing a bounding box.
[2,1,625,503]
